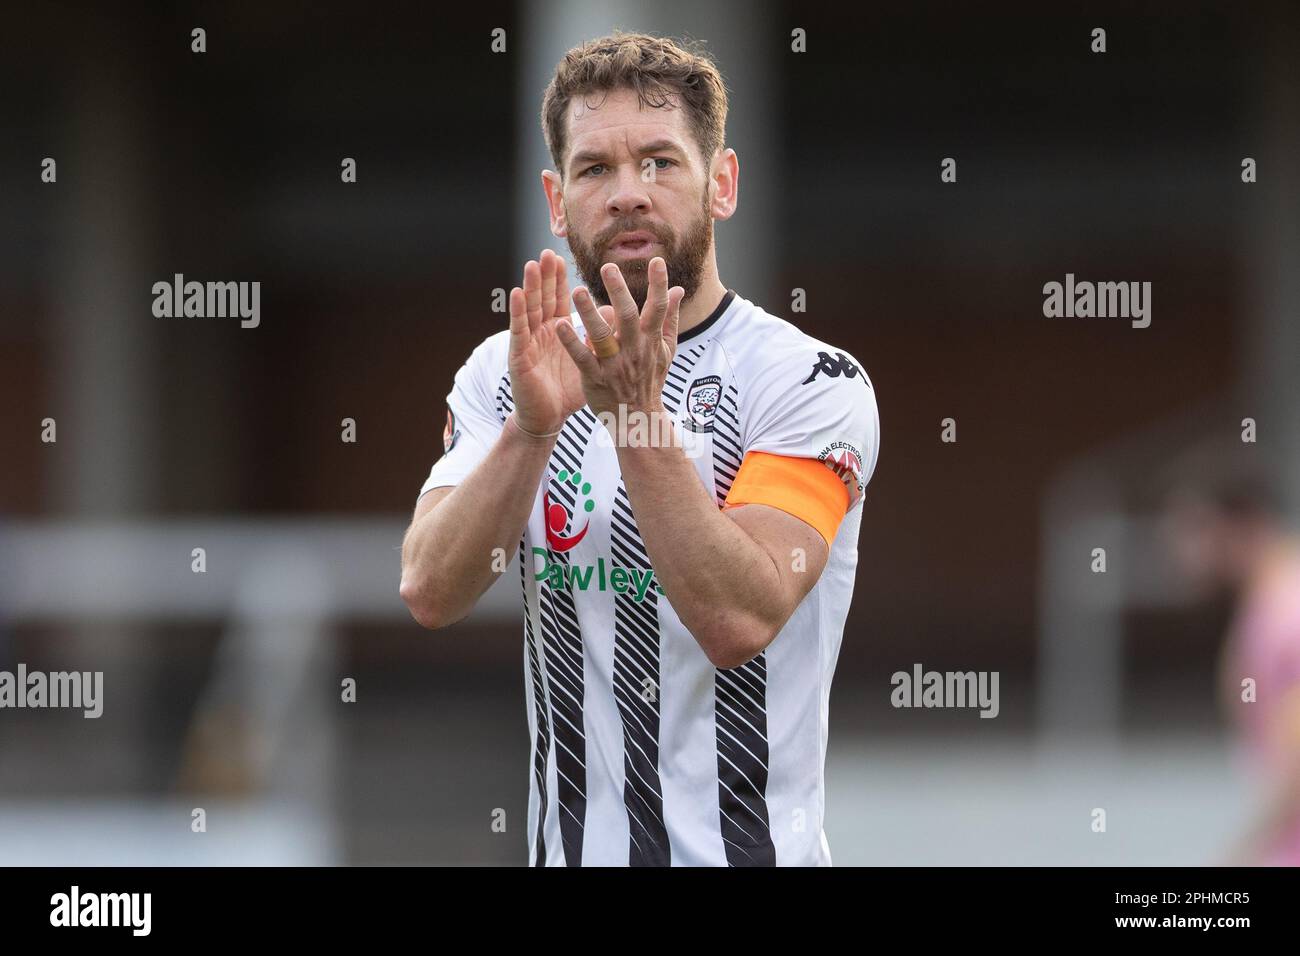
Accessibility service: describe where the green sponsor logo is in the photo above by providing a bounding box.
[532,548,664,603]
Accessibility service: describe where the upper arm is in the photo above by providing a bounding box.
[736,340,880,519]
[401,485,455,574]
[714,336,880,642]
[723,500,829,610]
[415,333,509,502]
[725,338,880,548]
[412,485,454,525]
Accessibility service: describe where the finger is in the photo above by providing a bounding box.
[572,286,616,351]
[600,262,640,345]
[508,286,530,349]
[554,316,602,378]
[662,285,685,356]
[554,256,571,323]
[523,259,542,335]
[640,256,669,335]
[598,304,619,347]
[539,249,557,322]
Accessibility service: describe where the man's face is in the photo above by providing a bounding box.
[552,87,714,310]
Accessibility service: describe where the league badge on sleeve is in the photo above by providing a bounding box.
[819,440,864,506]
[442,408,460,454]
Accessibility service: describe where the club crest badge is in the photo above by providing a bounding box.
[684,375,722,433]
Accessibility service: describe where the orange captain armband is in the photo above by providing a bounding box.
[723,451,851,547]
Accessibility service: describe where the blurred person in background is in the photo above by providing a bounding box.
[1162,458,1300,865]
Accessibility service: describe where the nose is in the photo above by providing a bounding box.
[605,164,652,218]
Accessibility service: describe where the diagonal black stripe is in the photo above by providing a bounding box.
[720,659,766,703]
[497,374,515,421]
[712,430,743,465]
[520,540,550,866]
[715,650,776,866]
[661,349,708,416]
[532,411,600,866]
[712,383,742,505]
[608,480,671,866]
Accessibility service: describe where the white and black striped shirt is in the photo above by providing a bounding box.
[418,290,880,865]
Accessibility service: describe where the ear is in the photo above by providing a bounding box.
[541,169,568,238]
[708,148,739,222]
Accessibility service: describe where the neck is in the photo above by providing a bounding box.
[675,255,728,338]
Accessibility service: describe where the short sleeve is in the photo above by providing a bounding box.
[417,336,507,501]
[730,344,880,526]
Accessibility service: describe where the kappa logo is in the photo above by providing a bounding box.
[802,351,863,385]
[684,375,721,432]
[442,408,460,454]
[544,468,595,553]
[819,440,864,506]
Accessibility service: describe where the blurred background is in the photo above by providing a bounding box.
[1,0,1297,864]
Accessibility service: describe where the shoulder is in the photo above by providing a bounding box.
[716,298,875,398]
[452,327,512,389]
[468,327,512,370]
[719,299,880,496]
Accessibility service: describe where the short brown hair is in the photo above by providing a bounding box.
[541,32,728,175]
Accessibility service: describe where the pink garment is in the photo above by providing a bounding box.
[1225,550,1300,865]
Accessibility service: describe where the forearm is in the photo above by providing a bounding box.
[614,414,786,664]
[400,414,556,628]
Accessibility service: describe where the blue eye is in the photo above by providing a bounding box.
[653,157,673,169]
[584,164,605,177]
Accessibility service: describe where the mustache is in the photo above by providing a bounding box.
[595,220,672,249]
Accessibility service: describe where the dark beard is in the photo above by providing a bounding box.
[567,191,712,311]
